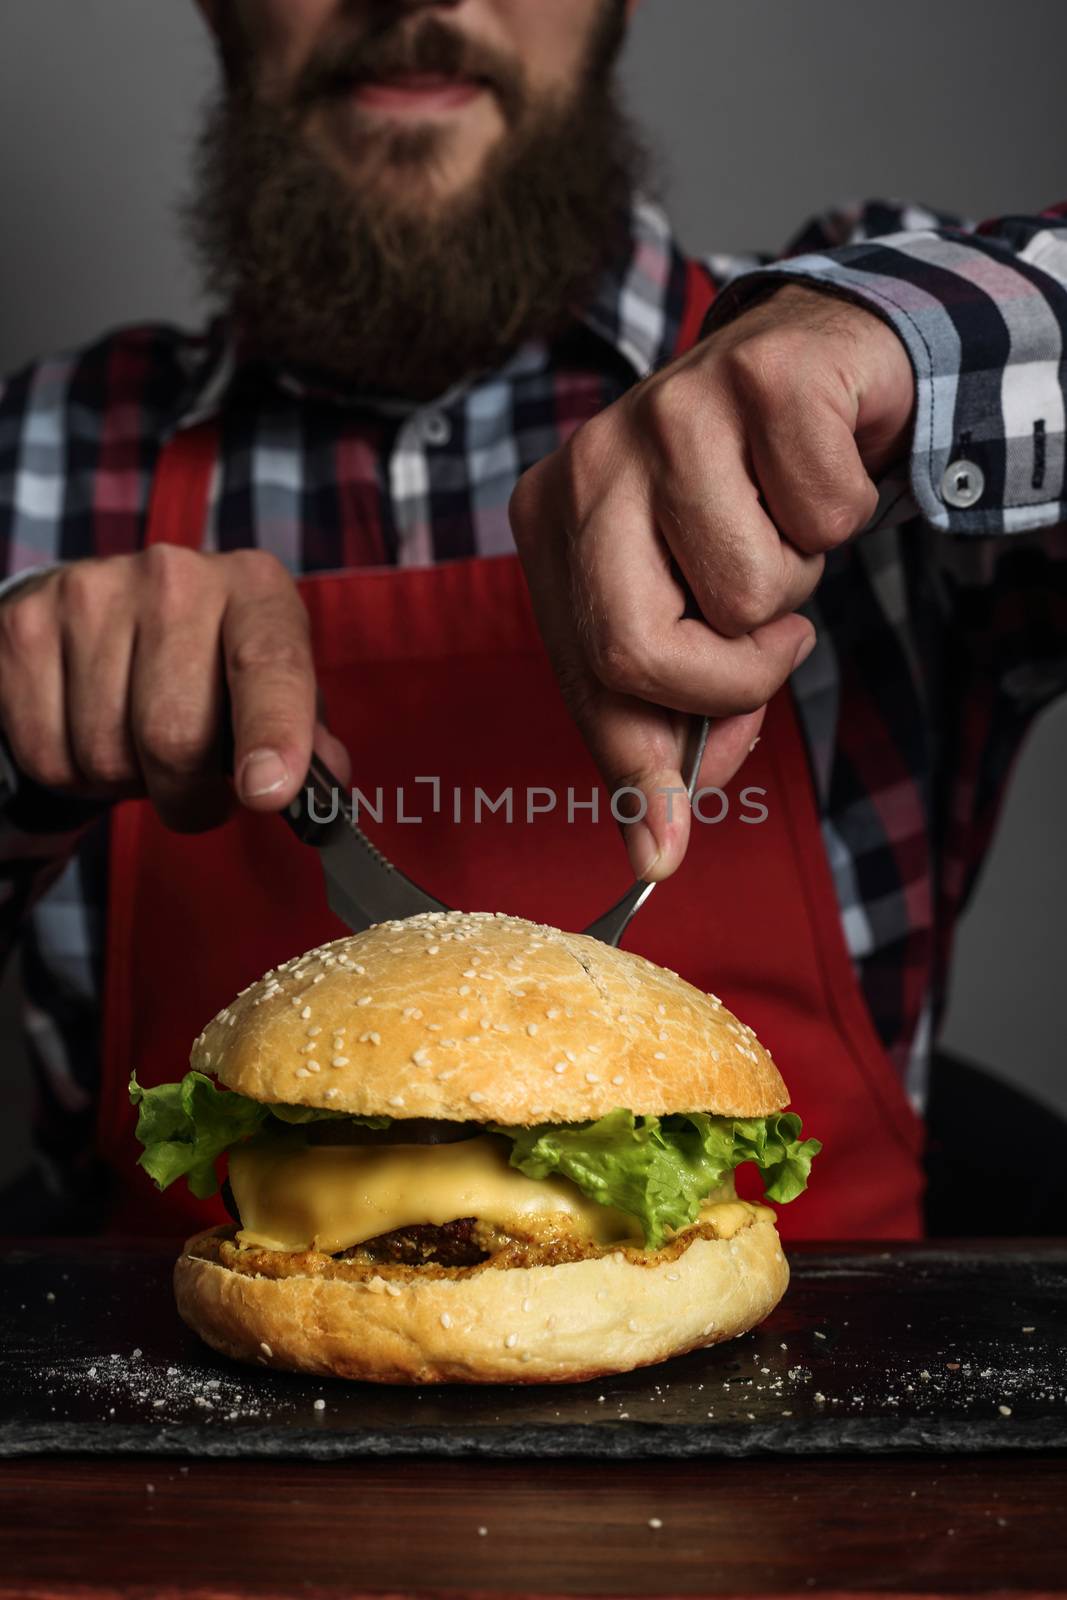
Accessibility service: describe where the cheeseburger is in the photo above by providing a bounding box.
[131,911,819,1384]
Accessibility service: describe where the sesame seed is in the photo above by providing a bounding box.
[585,1071,600,1083]
[521,1298,532,1313]
[296,1067,310,1078]
[463,969,477,978]
[313,1398,326,1411]
[553,1061,568,1074]
[312,973,325,984]
[300,1006,312,1020]
[427,946,440,956]
[357,995,372,1006]
[440,1312,453,1329]
[469,1090,486,1104]
[479,1017,491,1029]
[546,1007,561,1020]
[658,1031,668,1042]
[611,1074,625,1086]
[526,1023,539,1037]
[300,1043,316,1055]
[331,1056,349,1068]
[260,1342,273,1357]
[505,1334,518,1349]
[388,1096,405,1109]
[324,1087,338,1100]
[457,986,471,997]
[654,1051,667,1061]
[360,1032,381,1045]
[657,1004,667,1016]
[307,1026,321,1038]
[290,998,302,1008]
[648,1518,663,1530]
[998,1404,1013,1416]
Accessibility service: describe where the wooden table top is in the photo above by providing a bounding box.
[2,1236,1065,1597]
[3,1452,1066,1598]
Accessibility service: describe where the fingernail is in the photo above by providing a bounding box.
[240,748,288,798]
[629,822,661,882]
[793,633,817,670]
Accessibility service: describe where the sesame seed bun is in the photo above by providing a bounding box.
[175,1214,789,1385]
[192,911,788,1123]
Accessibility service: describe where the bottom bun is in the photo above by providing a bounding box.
[174,1217,789,1384]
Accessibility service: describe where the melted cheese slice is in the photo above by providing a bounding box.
[229,1134,771,1256]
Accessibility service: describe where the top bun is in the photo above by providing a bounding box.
[191,912,788,1125]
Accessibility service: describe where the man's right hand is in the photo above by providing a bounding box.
[0,546,350,832]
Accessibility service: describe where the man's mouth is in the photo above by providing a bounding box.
[350,73,488,117]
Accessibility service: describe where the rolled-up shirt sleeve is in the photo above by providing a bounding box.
[704,200,1067,536]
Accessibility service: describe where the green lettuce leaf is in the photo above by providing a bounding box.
[493,1109,820,1248]
[129,1072,268,1199]
[128,1072,391,1198]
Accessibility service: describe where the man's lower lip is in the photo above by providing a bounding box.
[352,79,485,115]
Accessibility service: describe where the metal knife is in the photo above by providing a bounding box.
[282,751,448,933]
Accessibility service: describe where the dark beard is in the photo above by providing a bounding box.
[186,9,645,400]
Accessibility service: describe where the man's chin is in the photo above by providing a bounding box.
[310,93,507,203]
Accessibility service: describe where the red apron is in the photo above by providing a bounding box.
[98,283,925,1241]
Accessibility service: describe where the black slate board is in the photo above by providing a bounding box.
[2,1240,1065,1459]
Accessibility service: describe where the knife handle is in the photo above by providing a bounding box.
[282,753,349,847]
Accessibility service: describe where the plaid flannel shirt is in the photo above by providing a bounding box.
[2,195,1066,1221]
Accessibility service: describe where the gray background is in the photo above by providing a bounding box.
[0,0,1065,1184]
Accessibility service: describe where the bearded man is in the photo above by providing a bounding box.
[0,0,1065,1238]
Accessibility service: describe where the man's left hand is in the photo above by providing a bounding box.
[509,284,915,881]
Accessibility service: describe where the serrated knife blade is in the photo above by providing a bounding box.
[285,752,448,932]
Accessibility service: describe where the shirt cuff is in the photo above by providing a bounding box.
[705,232,1067,535]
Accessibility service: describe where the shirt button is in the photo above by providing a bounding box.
[940,458,985,509]
[419,410,451,447]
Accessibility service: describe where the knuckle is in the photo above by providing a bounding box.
[11,730,75,791]
[0,589,55,654]
[508,467,541,542]
[636,375,699,450]
[588,627,656,699]
[136,706,208,775]
[722,576,779,635]
[725,335,795,405]
[74,730,134,788]
[224,547,291,593]
[228,631,310,680]
[140,542,206,620]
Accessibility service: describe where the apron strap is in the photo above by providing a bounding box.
[146,423,219,551]
[673,261,718,357]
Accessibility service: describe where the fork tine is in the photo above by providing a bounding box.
[581,715,710,947]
